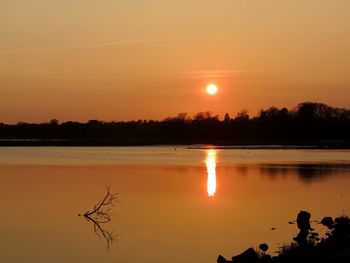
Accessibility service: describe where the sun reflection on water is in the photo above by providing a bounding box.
[206,149,217,197]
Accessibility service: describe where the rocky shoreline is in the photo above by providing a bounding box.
[217,211,350,263]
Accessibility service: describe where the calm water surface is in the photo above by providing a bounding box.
[0,147,350,263]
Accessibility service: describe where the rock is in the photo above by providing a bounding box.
[321,217,334,229]
[217,255,228,263]
[259,243,269,252]
[335,217,350,225]
[297,211,311,230]
[295,211,312,246]
[334,217,350,235]
[260,254,272,263]
[232,248,258,263]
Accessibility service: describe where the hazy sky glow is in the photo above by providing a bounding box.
[1,0,350,123]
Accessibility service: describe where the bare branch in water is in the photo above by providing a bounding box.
[84,186,118,220]
[80,186,119,249]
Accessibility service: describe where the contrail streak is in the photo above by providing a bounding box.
[0,36,199,55]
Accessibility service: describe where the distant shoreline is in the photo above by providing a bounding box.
[1,102,349,149]
[1,139,350,149]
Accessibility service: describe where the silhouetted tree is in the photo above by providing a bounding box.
[0,102,349,145]
[49,119,59,125]
[235,109,249,122]
[224,113,231,123]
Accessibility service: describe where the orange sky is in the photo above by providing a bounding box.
[1,1,350,123]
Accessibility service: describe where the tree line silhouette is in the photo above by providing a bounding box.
[1,102,349,146]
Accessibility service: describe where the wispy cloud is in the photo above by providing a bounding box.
[0,36,198,55]
[182,70,246,79]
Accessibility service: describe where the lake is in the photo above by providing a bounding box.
[0,147,349,263]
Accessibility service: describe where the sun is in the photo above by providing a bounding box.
[206,84,218,95]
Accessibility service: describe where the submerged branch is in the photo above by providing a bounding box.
[80,186,119,249]
[83,186,118,219]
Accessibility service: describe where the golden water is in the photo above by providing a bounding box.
[0,147,349,263]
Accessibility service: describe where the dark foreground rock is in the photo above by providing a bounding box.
[217,248,259,263]
[232,248,258,263]
[321,216,335,229]
[218,211,350,263]
[258,243,268,252]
